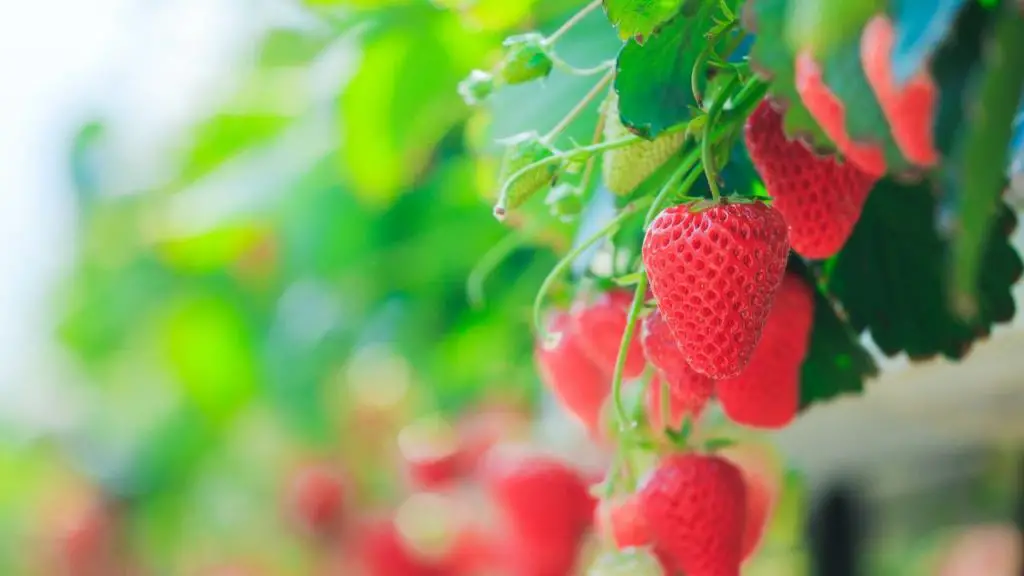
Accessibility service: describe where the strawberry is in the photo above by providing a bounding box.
[716,273,814,429]
[641,309,715,427]
[286,463,345,536]
[639,453,748,576]
[356,518,444,576]
[47,500,117,576]
[596,494,651,550]
[397,415,466,490]
[495,131,560,216]
[602,93,685,196]
[586,549,665,576]
[535,312,611,437]
[481,450,595,575]
[642,202,790,379]
[861,15,940,167]
[571,290,647,379]
[719,442,785,563]
[745,100,877,259]
[794,51,888,178]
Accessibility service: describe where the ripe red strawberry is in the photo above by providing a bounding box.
[795,51,888,178]
[357,518,444,576]
[716,274,815,429]
[48,500,117,576]
[641,309,715,427]
[571,290,648,379]
[535,312,611,437]
[639,453,748,575]
[596,494,651,549]
[719,442,785,562]
[861,15,940,167]
[286,464,345,536]
[745,100,877,259]
[480,450,595,575]
[642,202,790,379]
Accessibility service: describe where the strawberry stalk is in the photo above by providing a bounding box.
[466,229,530,309]
[702,75,741,202]
[532,204,643,342]
[543,0,602,45]
[543,69,614,142]
[611,276,648,432]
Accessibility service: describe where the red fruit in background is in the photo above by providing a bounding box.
[398,415,466,490]
[745,100,877,259]
[356,518,444,576]
[641,309,715,426]
[717,274,815,429]
[642,202,790,379]
[535,312,611,437]
[795,51,888,177]
[47,500,117,576]
[286,464,345,536]
[719,442,785,562]
[570,290,647,379]
[596,494,651,550]
[456,403,531,474]
[861,15,939,167]
[481,450,595,575]
[639,453,747,576]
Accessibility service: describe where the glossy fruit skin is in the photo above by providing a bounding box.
[717,274,815,430]
[861,15,939,167]
[719,442,785,563]
[287,464,345,536]
[535,312,612,437]
[745,100,877,259]
[481,452,595,576]
[794,51,887,178]
[571,290,647,380]
[642,202,790,379]
[596,494,651,550]
[640,453,748,576]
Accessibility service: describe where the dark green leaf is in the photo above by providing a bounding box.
[602,0,684,40]
[743,0,833,147]
[794,259,878,409]
[614,4,722,139]
[948,9,1024,318]
[828,178,1022,361]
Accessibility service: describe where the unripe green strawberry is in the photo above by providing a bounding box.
[499,33,553,84]
[458,69,495,106]
[495,131,560,216]
[602,94,685,196]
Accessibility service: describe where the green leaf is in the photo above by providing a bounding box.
[948,9,1024,318]
[828,178,1022,361]
[794,259,877,409]
[614,3,725,138]
[341,9,490,207]
[743,0,833,147]
[158,294,258,424]
[784,0,884,57]
[602,0,685,41]
[178,112,293,188]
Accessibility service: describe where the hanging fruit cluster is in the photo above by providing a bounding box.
[461,0,1024,573]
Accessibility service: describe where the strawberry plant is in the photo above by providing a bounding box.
[13,0,1020,573]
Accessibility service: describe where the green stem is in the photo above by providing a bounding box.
[544,0,602,45]
[467,230,530,309]
[644,151,701,225]
[702,75,741,202]
[544,69,614,142]
[549,55,615,77]
[532,203,645,340]
[612,275,648,431]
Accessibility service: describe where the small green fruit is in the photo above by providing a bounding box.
[499,33,553,84]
